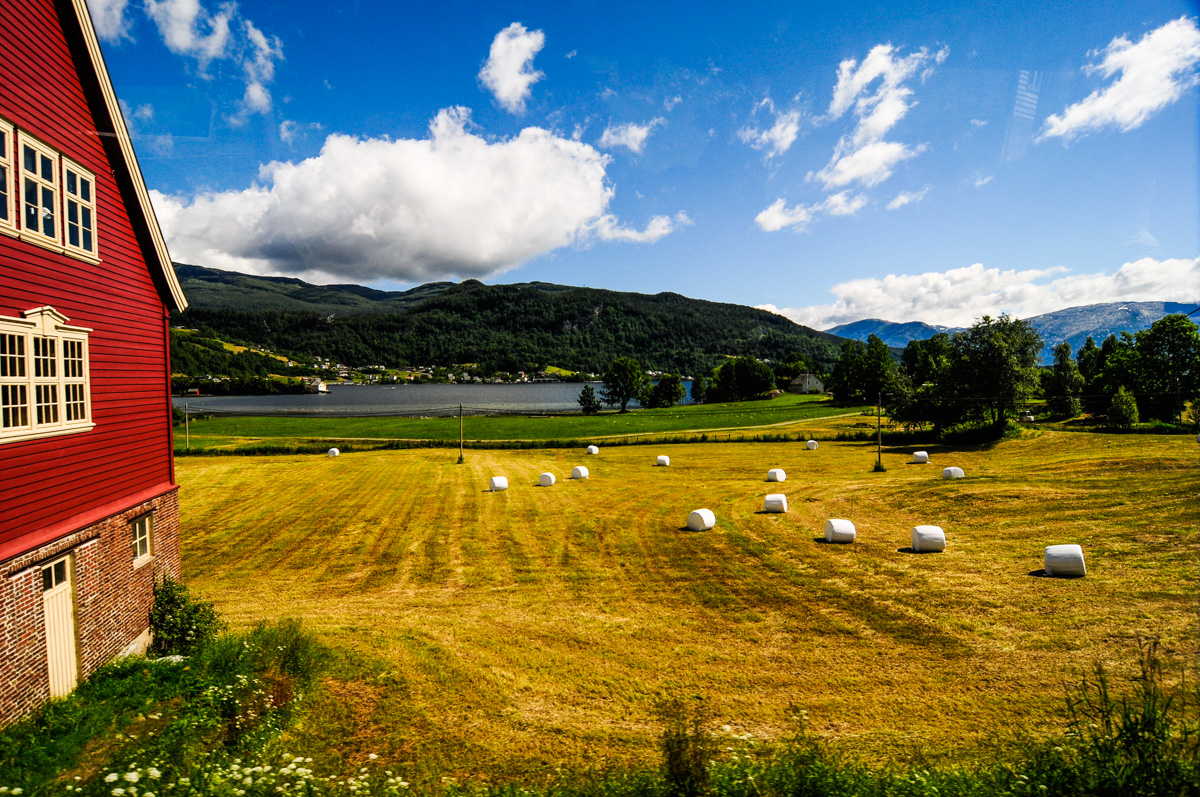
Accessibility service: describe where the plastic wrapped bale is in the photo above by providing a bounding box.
[912,451,929,464]
[538,472,556,487]
[687,508,716,531]
[657,455,670,467]
[586,445,600,455]
[911,525,946,552]
[767,468,787,482]
[1045,544,1086,577]
[571,466,589,479]
[806,440,818,451]
[763,494,788,513]
[824,518,856,543]
[942,466,965,479]
[489,476,509,492]
[327,448,339,457]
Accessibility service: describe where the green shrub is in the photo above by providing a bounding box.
[657,695,716,797]
[149,577,225,657]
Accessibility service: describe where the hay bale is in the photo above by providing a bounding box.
[824,518,856,543]
[911,525,946,552]
[327,448,339,457]
[806,440,818,451]
[767,468,787,482]
[538,472,556,487]
[586,445,599,455]
[571,465,589,479]
[489,476,509,492]
[687,508,716,531]
[942,466,965,479]
[1045,544,1086,577]
[763,494,788,513]
[657,455,670,467]
[912,451,929,464]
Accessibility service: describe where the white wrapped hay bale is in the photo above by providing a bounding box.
[538,472,556,487]
[1045,544,1086,577]
[763,494,788,513]
[806,440,818,451]
[657,455,670,467]
[327,448,339,457]
[767,468,786,482]
[911,525,946,552]
[687,508,716,531]
[586,445,599,455]
[942,466,965,479]
[912,451,929,464]
[824,518,856,543]
[571,465,589,479]
[489,476,509,492]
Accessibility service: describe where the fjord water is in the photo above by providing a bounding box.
[172,381,693,416]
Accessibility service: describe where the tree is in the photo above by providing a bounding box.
[577,384,601,415]
[1108,386,1139,430]
[945,315,1043,429]
[900,332,951,388]
[826,340,867,403]
[643,374,686,409]
[1132,314,1200,423]
[690,376,708,404]
[1045,342,1084,418]
[709,356,776,402]
[1076,336,1106,414]
[599,357,648,413]
[862,334,900,401]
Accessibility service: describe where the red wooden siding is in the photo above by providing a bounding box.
[0,0,175,557]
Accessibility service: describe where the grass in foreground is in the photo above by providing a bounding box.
[173,423,1198,779]
[174,394,868,453]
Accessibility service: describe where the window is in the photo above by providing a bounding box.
[42,557,69,592]
[0,307,92,444]
[132,515,152,563]
[0,117,99,261]
[63,159,96,257]
[0,118,13,234]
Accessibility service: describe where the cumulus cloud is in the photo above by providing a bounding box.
[754,192,866,232]
[814,43,945,189]
[738,96,803,158]
[757,256,1200,329]
[1039,17,1200,141]
[597,118,665,153]
[144,0,234,70]
[886,185,930,210]
[87,0,133,41]
[152,107,683,283]
[479,22,546,114]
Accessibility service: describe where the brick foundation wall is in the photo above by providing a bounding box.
[0,486,180,727]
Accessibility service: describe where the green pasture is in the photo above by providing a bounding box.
[175,423,1199,779]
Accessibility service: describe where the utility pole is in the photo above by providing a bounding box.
[457,403,464,464]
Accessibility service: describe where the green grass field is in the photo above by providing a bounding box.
[176,393,868,452]
[176,420,1198,779]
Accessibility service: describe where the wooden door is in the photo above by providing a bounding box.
[42,556,78,698]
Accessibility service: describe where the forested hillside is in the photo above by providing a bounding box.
[175,267,844,374]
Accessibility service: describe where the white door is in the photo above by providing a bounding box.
[42,556,78,698]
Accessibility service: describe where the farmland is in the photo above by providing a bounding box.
[175,419,1198,778]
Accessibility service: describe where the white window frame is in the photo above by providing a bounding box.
[62,157,98,262]
[132,514,153,566]
[0,117,14,236]
[0,307,93,444]
[19,133,62,251]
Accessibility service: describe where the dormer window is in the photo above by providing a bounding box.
[0,307,93,444]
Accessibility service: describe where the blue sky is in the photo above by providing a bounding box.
[88,0,1200,328]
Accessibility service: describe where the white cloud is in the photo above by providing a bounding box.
[757,256,1200,329]
[279,119,322,145]
[152,107,683,283]
[738,96,803,159]
[815,43,944,189]
[970,118,988,127]
[478,22,546,114]
[1040,16,1200,141]
[664,95,682,111]
[87,0,133,42]
[974,174,994,187]
[597,118,665,153]
[1127,227,1160,247]
[886,185,930,210]
[143,0,233,70]
[754,192,866,232]
[565,49,577,59]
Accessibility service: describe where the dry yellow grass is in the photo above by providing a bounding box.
[176,424,1198,774]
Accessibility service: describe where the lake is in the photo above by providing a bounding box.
[172,381,693,416]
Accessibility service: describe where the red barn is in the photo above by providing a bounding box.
[0,0,188,724]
